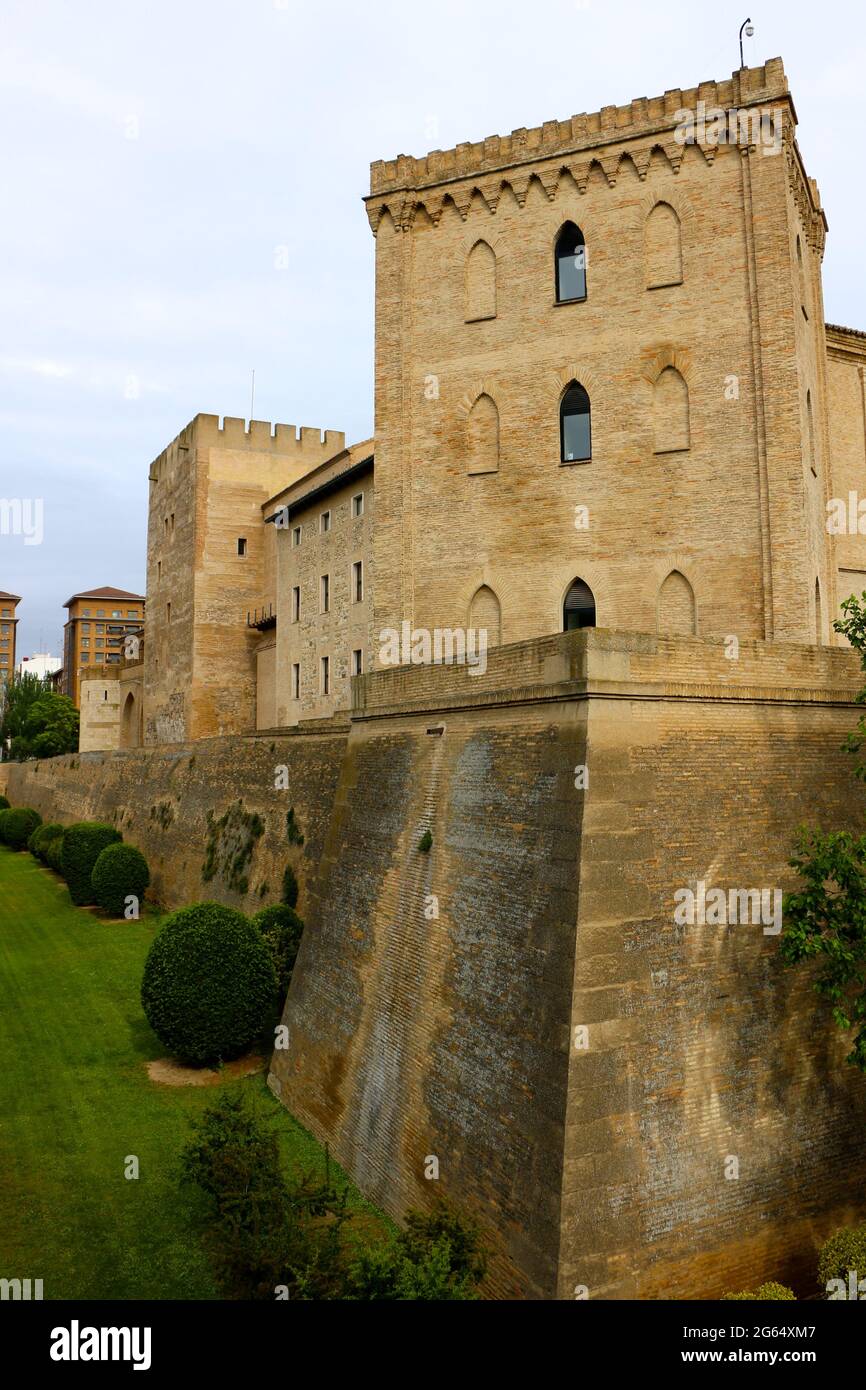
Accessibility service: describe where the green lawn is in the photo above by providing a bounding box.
[0,846,378,1300]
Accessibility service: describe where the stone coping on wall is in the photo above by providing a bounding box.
[350,629,863,721]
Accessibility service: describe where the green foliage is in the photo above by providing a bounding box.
[202,801,265,896]
[180,1092,350,1300]
[0,808,10,842]
[281,864,299,909]
[252,904,304,998]
[0,806,42,850]
[818,1223,866,1296]
[141,902,276,1065]
[837,595,866,780]
[780,829,866,1068]
[0,795,9,810]
[46,833,65,874]
[180,1093,486,1301]
[91,842,150,917]
[0,671,46,759]
[29,822,63,862]
[149,801,174,830]
[20,693,79,759]
[722,1282,796,1301]
[345,1200,487,1300]
[60,822,122,905]
[285,808,304,846]
[418,830,433,853]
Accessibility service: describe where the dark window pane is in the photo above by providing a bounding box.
[556,224,586,301]
[560,383,591,461]
[563,579,596,630]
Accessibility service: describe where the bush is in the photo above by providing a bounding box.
[252,904,304,998]
[91,842,150,917]
[60,822,122,905]
[346,1200,487,1300]
[29,822,63,862]
[818,1223,866,1297]
[181,1092,350,1299]
[0,795,9,810]
[0,808,11,843]
[141,902,276,1065]
[722,1282,796,1301]
[0,806,42,850]
[46,834,65,875]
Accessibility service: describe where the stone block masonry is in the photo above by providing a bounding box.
[0,728,347,915]
[272,630,866,1298]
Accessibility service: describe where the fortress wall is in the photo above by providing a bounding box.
[0,729,347,914]
[274,631,866,1299]
[4,630,866,1299]
[270,699,587,1299]
[563,676,866,1300]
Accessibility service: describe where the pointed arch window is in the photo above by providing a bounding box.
[653,367,690,453]
[466,240,497,321]
[645,202,683,288]
[563,578,596,630]
[560,382,591,462]
[555,223,586,303]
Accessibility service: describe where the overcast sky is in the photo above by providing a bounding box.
[2,0,863,660]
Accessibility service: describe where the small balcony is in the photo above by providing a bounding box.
[247,603,276,631]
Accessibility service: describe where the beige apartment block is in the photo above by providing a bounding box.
[0,592,21,689]
[62,588,145,708]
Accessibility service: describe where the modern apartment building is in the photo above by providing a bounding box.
[0,592,21,689]
[62,587,145,707]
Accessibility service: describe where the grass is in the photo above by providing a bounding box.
[0,846,382,1300]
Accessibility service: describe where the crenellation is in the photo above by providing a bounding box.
[368,60,791,197]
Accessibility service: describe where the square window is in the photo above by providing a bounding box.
[320,510,331,534]
[320,655,330,696]
[352,560,363,603]
[292,525,301,547]
[352,649,363,676]
[321,574,330,613]
[237,537,247,557]
[352,493,364,518]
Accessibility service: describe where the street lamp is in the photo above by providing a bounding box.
[739,18,755,69]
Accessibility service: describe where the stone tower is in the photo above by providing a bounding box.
[144,414,344,743]
[365,58,835,651]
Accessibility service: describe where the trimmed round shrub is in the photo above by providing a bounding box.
[141,902,277,1065]
[46,834,65,875]
[92,842,150,917]
[252,904,304,997]
[60,822,122,905]
[0,808,11,843]
[0,795,9,810]
[818,1223,866,1297]
[29,822,63,862]
[722,1282,795,1301]
[1,806,42,850]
